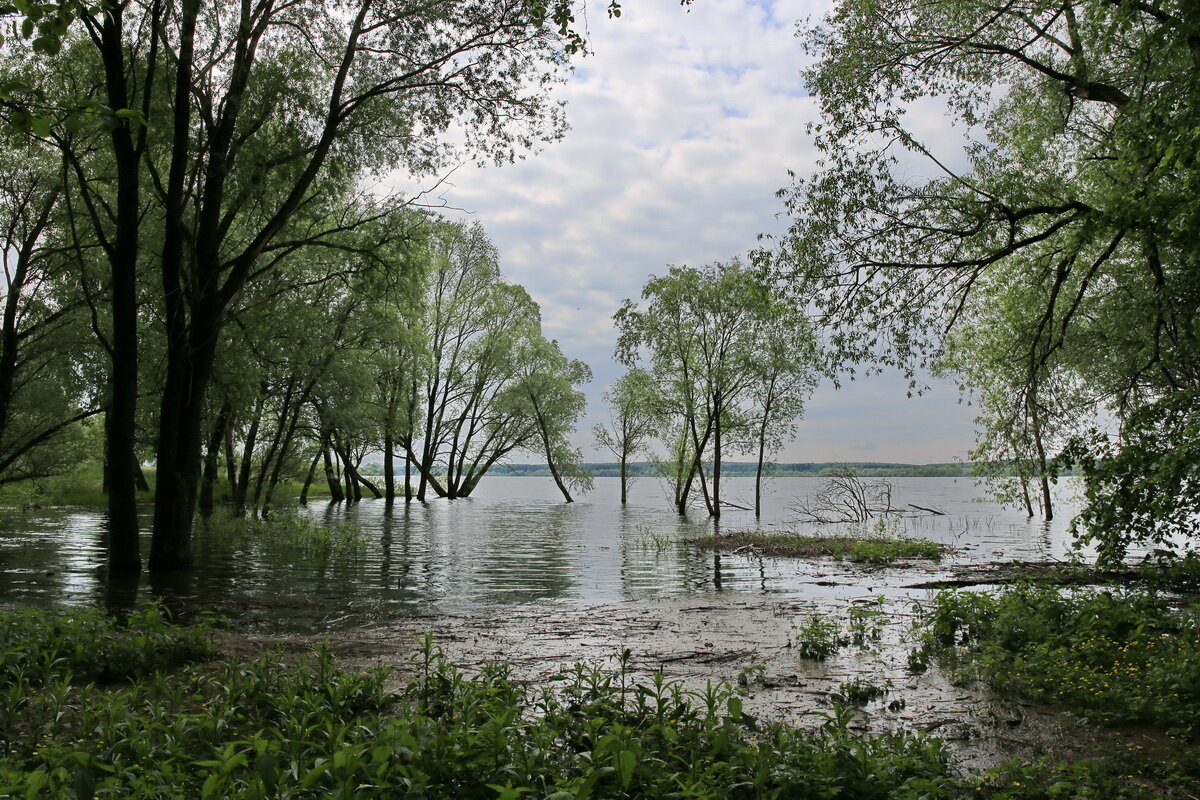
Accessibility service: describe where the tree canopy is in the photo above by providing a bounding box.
[780,0,1200,558]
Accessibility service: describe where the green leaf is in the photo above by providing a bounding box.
[613,749,636,789]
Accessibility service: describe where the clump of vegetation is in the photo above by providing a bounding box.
[3,606,1196,798]
[794,614,849,660]
[698,520,943,564]
[914,584,1200,736]
[848,597,889,645]
[0,604,211,685]
[833,678,888,705]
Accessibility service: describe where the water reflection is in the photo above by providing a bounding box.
[0,477,1087,632]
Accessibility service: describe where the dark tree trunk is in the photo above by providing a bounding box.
[711,407,722,520]
[149,313,220,571]
[96,6,143,576]
[532,397,573,503]
[103,166,141,573]
[754,430,767,520]
[342,449,357,501]
[231,388,265,511]
[404,451,412,502]
[133,461,150,492]
[198,407,228,517]
[299,451,320,503]
[223,417,239,503]
[147,0,201,573]
[619,457,627,504]
[251,378,296,508]
[322,445,344,502]
[383,434,395,504]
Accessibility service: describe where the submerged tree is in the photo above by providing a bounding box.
[511,337,593,503]
[4,0,573,572]
[616,259,818,517]
[593,368,658,503]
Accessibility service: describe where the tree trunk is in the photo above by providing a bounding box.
[198,407,228,517]
[383,434,395,504]
[149,312,220,571]
[223,417,239,503]
[99,8,143,576]
[232,389,265,511]
[1039,474,1054,521]
[403,451,412,501]
[754,425,767,520]
[711,407,722,520]
[532,396,573,503]
[619,456,628,504]
[299,451,320,503]
[322,445,344,502]
[145,0,200,574]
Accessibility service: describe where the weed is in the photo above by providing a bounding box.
[794,614,848,660]
[848,597,889,645]
[0,606,1193,798]
[832,679,888,705]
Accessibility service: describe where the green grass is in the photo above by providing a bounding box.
[697,522,943,564]
[913,584,1200,736]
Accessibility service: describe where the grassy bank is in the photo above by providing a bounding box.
[697,525,943,564]
[1,605,1196,798]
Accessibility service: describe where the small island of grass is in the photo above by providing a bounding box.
[696,528,944,564]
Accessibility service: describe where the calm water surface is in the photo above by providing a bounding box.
[0,476,1085,632]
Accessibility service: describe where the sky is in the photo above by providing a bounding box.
[404,0,980,465]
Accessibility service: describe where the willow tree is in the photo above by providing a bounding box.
[510,337,593,502]
[5,0,572,572]
[781,0,1200,556]
[616,259,814,518]
[0,138,97,484]
[594,368,658,503]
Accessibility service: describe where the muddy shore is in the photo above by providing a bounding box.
[217,559,1170,775]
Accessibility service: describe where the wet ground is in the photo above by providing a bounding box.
[220,566,1162,775]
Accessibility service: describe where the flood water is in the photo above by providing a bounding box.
[1,476,1124,766]
[0,476,1084,632]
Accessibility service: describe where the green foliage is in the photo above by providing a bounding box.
[914,585,1200,735]
[205,510,364,557]
[782,0,1200,544]
[1,607,1193,798]
[970,755,1200,800]
[1064,391,1200,565]
[0,610,959,799]
[697,523,943,564]
[794,614,848,660]
[848,597,889,645]
[0,604,211,686]
[832,679,888,706]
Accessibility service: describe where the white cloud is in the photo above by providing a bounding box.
[392,0,978,464]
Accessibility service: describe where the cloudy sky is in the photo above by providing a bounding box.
[425,0,979,464]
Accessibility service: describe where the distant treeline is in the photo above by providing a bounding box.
[491,462,972,478]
